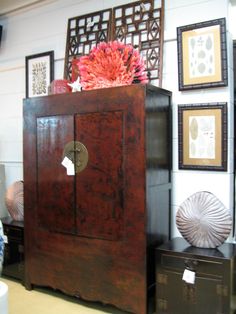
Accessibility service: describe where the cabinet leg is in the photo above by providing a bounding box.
[24,281,33,291]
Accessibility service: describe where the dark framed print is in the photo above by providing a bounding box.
[177,18,228,91]
[25,51,54,98]
[178,102,227,171]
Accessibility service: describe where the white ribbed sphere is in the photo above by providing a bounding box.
[176,191,232,248]
[5,181,24,221]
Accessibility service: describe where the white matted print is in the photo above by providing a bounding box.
[25,51,54,98]
[187,30,216,80]
[189,115,215,160]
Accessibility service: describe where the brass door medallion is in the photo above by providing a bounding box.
[62,141,88,174]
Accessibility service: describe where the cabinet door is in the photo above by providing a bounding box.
[75,111,124,240]
[36,111,125,240]
[192,276,224,314]
[156,271,184,314]
[156,270,223,314]
[37,115,76,234]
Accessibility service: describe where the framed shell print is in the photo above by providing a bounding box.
[178,102,227,171]
[177,18,228,90]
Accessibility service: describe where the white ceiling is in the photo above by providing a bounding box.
[1,0,236,16]
[0,0,44,15]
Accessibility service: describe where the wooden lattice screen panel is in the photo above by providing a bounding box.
[112,0,164,86]
[64,0,164,86]
[64,9,112,81]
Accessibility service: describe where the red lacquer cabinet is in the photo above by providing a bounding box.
[23,84,172,314]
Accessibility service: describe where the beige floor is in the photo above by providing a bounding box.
[1,277,128,314]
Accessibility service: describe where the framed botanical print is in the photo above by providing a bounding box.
[178,102,227,171]
[25,51,54,98]
[177,18,228,90]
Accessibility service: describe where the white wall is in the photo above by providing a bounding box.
[0,0,234,240]
[163,0,234,238]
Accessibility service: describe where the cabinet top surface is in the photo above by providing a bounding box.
[23,83,172,104]
[156,237,236,259]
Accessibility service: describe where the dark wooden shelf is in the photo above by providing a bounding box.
[1,216,24,282]
[156,237,236,314]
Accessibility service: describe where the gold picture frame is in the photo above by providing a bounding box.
[177,18,228,90]
[178,103,227,171]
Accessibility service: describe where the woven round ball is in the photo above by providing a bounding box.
[176,191,232,248]
[5,181,24,221]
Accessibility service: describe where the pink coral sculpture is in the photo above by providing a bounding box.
[76,41,148,90]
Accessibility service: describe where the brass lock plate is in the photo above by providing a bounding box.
[62,141,88,174]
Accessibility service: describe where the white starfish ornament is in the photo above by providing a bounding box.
[68,77,82,92]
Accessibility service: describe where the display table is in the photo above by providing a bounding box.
[1,217,24,282]
[156,237,236,314]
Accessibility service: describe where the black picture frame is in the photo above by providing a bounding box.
[25,51,54,98]
[0,25,2,45]
[177,18,228,91]
[178,102,227,171]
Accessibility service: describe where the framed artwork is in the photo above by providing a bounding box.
[25,51,54,98]
[0,25,2,44]
[177,18,228,91]
[178,103,227,171]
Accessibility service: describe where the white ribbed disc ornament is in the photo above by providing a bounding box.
[5,181,24,221]
[176,191,232,248]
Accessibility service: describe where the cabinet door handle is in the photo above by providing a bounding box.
[62,141,88,174]
[184,258,198,270]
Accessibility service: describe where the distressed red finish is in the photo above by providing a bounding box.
[75,111,124,240]
[23,84,172,314]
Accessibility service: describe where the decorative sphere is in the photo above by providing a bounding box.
[5,181,24,221]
